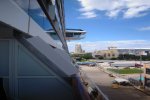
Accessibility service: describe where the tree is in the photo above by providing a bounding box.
[98,56,104,59]
[81,53,93,59]
[71,53,93,61]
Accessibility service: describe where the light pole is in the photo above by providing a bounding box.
[116,66,119,77]
[139,53,142,86]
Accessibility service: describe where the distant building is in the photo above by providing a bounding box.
[117,49,150,56]
[93,47,150,59]
[93,47,119,59]
[108,46,117,50]
[75,44,85,54]
[140,51,147,56]
[145,51,150,56]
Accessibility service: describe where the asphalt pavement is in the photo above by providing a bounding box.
[80,66,150,100]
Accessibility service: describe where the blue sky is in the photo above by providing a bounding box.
[64,0,150,52]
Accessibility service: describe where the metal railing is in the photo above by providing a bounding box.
[79,71,109,100]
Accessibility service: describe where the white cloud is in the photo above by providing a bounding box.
[139,26,150,31]
[67,40,150,52]
[77,0,150,19]
[106,9,121,18]
[123,6,149,18]
[79,11,97,19]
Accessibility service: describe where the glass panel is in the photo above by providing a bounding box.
[29,0,53,30]
[47,32,63,47]
[55,5,62,30]
[43,16,53,31]
[0,40,9,76]
[74,33,81,35]
[18,46,53,76]
[3,78,9,98]
[13,0,63,47]
[28,1,44,28]
[51,0,62,31]
[13,0,53,31]
[13,0,29,13]
[18,78,73,100]
[66,33,73,37]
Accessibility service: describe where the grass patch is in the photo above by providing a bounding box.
[107,68,143,74]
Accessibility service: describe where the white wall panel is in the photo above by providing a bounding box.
[0,0,29,33]
[27,37,78,76]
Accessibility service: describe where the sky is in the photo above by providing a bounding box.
[64,0,150,52]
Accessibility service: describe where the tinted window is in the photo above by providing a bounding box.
[13,0,53,30]
[146,68,150,75]
[47,32,63,47]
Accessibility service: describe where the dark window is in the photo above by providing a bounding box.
[104,53,106,57]
[146,68,150,75]
[66,33,73,37]
[74,33,81,35]
[112,54,115,56]
[145,78,150,87]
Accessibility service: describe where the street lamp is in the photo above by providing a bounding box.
[115,66,119,76]
[139,53,142,86]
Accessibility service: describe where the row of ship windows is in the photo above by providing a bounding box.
[13,0,63,47]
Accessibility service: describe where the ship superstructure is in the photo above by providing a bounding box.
[0,0,89,100]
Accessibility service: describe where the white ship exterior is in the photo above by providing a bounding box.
[0,0,89,100]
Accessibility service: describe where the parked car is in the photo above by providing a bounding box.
[76,62,97,67]
[114,78,131,86]
[120,81,131,86]
[89,62,97,67]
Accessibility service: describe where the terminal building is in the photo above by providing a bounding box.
[0,0,89,100]
[93,47,119,59]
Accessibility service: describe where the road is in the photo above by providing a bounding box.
[80,66,150,100]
